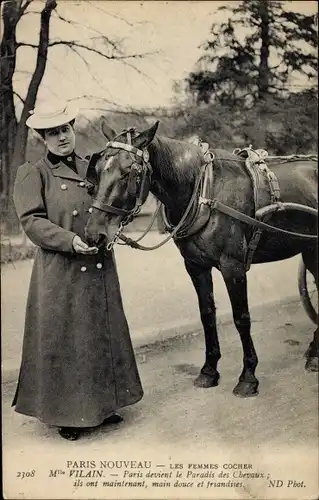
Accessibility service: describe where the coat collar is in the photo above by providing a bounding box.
[44,153,89,181]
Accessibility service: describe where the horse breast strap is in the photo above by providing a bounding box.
[161,141,214,239]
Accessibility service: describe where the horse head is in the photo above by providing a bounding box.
[85,118,159,248]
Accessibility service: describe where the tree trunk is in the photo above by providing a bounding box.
[5,0,57,232]
[12,0,57,170]
[0,0,21,218]
[258,0,270,100]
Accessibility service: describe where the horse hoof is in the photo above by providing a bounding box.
[194,372,219,388]
[305,357,319,372]
[233,381,259,398]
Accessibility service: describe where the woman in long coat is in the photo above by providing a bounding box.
[12,102,143,440]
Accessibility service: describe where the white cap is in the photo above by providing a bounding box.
[26,100,78,130]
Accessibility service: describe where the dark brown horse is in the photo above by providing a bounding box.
[85,120,318,397]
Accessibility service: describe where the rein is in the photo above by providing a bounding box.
[90,135,318,252]
[118,162,208,251]
[90,132,209,251]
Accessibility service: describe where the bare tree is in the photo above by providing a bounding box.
[0,0,152,231]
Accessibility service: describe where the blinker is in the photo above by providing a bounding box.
[91,137,152,227]
[127,168,139,197]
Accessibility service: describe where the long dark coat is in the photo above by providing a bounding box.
[12,153,143,427]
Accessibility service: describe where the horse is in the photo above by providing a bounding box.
[85,119,318,398]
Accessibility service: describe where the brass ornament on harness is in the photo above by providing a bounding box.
[90,132,212,251]
[121,145,317,252]
[89,131,318,254]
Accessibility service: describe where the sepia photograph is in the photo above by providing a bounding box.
[1,1,318,499]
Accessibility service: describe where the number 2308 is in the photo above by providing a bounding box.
[17,470,35,479]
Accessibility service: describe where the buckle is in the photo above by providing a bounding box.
[204,151,214,163]
[143,149,149,162]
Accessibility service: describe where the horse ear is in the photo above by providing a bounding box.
[133,121,159,149]
[100,117,117,141]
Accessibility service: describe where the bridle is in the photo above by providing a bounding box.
[89,131,318,254]
[91,129,153,250]
[89,128,212,252]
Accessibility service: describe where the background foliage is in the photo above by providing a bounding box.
[1,0,317,235]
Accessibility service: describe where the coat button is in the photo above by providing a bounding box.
[67,156,72,161]
[96,263,103,269]
[61,184,67,190]
[72,210,78,216]
[79,182,85,187]
[81,266,87,272]
[88,207,93,213]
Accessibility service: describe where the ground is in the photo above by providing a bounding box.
[1,233,307,376]
[2,300,318,500]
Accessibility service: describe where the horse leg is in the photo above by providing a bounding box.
[184,261,220,388]
[302,248,318,372]
[220,257,259,397]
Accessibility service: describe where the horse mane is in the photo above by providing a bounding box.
[149,136,246,183]
[150,136,205,184]
[113,127,246,183]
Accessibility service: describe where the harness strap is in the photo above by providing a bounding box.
[106,141,144,157]
[161,149,214,239]
[135,163,149,208]
[118,162,208,251]
[245,160,261,213]
[117,200,162,247]
[95,135,318,254]
[234,146,283,269]
[257,163,281,204]
[245,230,263,261]
[267,154,318,162]
[208,200,318,240]
[91,140,152,220]
[92,201,132,215]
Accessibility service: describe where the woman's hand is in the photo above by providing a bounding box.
[72,235,98,255]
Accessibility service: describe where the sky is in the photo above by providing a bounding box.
[13,0,318,115]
